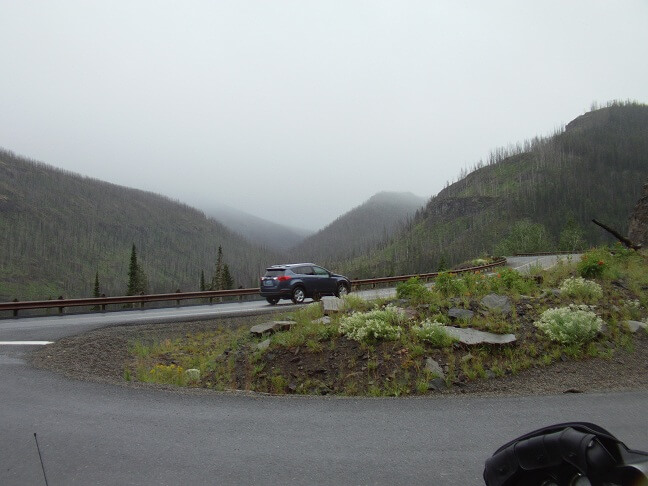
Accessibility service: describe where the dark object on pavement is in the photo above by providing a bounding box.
[484,422,648,486]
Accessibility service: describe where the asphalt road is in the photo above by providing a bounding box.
[2,350,647,486]
[2,253,647,485]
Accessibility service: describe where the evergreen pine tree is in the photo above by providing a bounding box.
[92,270,102,311]
[200,270,206,291]
[212,245,224,290]
[222,264,234,290]
[93,271,101,298]
[127,244,148,295]
[127,244,139,296]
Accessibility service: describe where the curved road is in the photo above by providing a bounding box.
[2,254,647,485]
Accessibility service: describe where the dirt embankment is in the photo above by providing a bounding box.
[30,316,648,397]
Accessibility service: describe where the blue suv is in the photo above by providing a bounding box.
[260,263,351,305]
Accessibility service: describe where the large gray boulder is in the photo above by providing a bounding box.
[256,338,271,351]
[442,326,516,345]
[480,294,512,315]
[625,320,648,333]
[448,308,474,321]
[321,296,343,315]
[424,358,445,379]
[250,321,294,336]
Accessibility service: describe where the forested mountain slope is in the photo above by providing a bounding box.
[203,203,312,252]
[291,192,425,266]
[342,102,648,278]
[0,151,280,301]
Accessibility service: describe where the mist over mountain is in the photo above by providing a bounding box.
[203,204,312,252]
[0,150,281,301]
[2,102,646,301]
[291,191,425,265]
[340,101,648,278]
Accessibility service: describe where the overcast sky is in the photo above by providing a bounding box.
[1,1,647,231]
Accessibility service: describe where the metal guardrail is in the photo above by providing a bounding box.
[350,257,507,287]
[0,258,507,317]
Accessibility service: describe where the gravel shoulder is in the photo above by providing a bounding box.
[30,316,648,397]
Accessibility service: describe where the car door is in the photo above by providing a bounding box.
[312,265,336,295]
[294,265,316,296]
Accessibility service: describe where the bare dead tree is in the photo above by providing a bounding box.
[591,219,642,250]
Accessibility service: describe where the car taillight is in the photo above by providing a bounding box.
[277,275,292,281]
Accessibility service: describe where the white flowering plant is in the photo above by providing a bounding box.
[411,320,456,348]
[559,277,603,301]
[534,305,604,344]
[339,305,405,343]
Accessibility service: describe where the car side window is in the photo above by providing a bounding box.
[313,266,329,276]
[294,266,312,275]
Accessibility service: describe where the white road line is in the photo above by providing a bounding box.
[0,341,53,345]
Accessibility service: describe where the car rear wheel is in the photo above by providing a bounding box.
[266,297,279,305]
[291,287,306,304]
[336,283,349,297]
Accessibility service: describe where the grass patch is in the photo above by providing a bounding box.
[123,245,647,396]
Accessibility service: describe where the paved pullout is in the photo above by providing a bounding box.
[2,352,647,485]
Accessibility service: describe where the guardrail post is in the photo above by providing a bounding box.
[175,289,181,307]
[13,298,19,317]
[58,295,65,314]
[101,294,106,312]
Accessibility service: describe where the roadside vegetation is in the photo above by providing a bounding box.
[123,245,648,396]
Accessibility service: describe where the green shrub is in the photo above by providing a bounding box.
[435,272,466,297]
[396,277,433,303]
[341,294,371,312]
[534,305,604,344]
[412,320,456,348]
[489,267,537,295]
[339,305,404,343]
[577,249,608,278]
[559,277,603,301]
[460,272,491,297]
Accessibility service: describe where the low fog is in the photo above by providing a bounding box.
[1,1,647,230]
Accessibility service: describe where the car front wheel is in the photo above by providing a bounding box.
[336,283,349,297]
[291,287,306,304]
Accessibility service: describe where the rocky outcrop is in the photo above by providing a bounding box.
[443,327,516,345]
[250,321,294,336]
[322,296,343,315]
[625,320,648,333]
[448,308,475,321]
[480,294,512,316]
[628,180,648,246]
